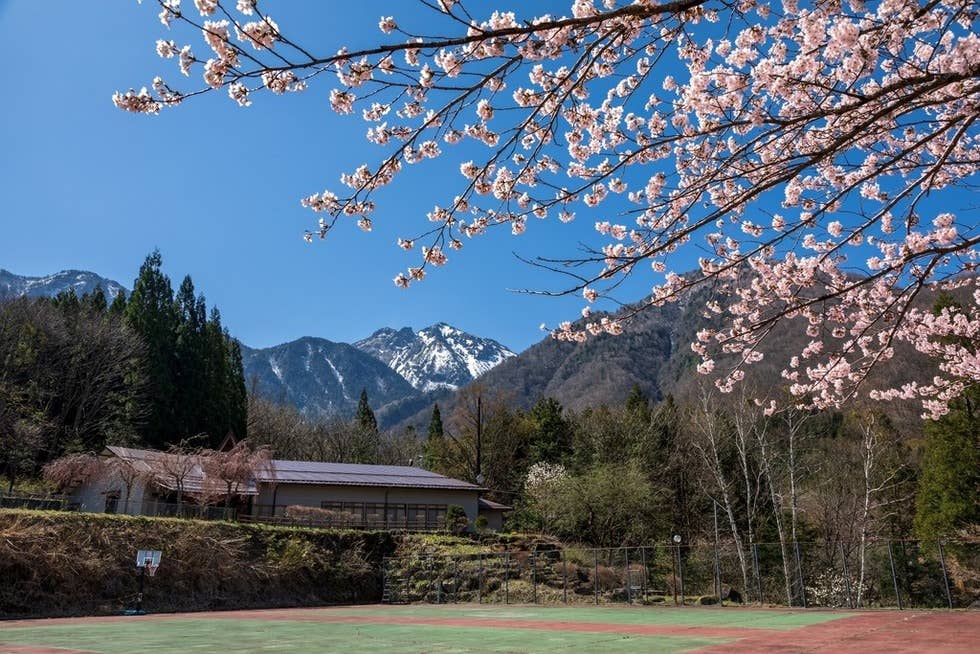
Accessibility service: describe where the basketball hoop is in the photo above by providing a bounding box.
[126,549,163,616]
[136,550,162,573]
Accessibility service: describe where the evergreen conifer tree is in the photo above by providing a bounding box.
[108,291,128,317]
[355,389,377,433]
[203,307,231,447]
[226,338,248,442]
[174,276,208,440]
[625,383,652,423]
[424,403,445,470]
[125,250,177,448]
[914,388,980,539]
[83,286,108,314]
[527,397,572,464]
[914,294,980,539]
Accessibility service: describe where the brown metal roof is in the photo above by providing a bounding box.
[104,446,480,493]
[104,446,259,496]
[260,459,481,491]
[478,497,512,511]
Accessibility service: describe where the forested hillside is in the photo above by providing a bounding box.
[0,251,247,486]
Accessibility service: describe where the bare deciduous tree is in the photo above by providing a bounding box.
[200,440,274,508]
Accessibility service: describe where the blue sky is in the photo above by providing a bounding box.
[4,2,970,353]
[0,0,640,352]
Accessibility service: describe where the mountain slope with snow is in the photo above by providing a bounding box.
[240,337,419,418]
[0,269,127,300]
[354,323,515,392]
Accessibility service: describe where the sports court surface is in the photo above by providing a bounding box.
[1,604,977,653]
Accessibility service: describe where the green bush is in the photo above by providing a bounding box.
[446,504,468,535]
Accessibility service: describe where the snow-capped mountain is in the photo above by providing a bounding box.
[0,269,127,300]
[240,337,419,418]
[354,323,515,392]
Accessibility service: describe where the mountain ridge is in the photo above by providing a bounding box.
[0,268,127,300]
[354,322,515,392]
[2,266,516,424]
[239,336,421,420]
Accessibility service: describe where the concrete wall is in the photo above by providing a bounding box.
[69,473,147,516]
[479,509,506,532]
[256,483,480,524]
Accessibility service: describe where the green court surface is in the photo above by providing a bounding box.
[0,605,857,654]
[0,619,722,653]
[312,604,852,629]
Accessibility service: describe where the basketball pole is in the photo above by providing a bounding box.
[135,564,146,614]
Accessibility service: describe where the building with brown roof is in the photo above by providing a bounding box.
[68,446,510,531]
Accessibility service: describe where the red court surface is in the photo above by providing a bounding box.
[1,604,978,653]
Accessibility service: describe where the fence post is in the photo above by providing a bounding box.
[504,552,510,605]
[672,545,679,606]
[937,540,953,610]
[562,549,568,605]
[838,541,853,609]
[640,546,648,601]
[478,553,483,604]
[625,548,632,605]
[434,556,441,604]
[886,541,903,610]
[531,553,537,604]
[793,541,807,608]
[752,543,763,606]
[381,558,387,604]
[678,545,685,605]
[594,548,599,605]
[453,558,459,604]
[713,501,722,605]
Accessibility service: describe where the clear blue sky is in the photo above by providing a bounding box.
[6,3,967,353]
[0,0,660,352]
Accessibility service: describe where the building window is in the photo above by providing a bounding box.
[105,492,120,514]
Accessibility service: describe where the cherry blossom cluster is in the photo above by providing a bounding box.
[120,0,979,417]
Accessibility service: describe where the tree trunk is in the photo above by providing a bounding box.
[757,427,795,606]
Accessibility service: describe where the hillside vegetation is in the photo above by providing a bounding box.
[0,510,395,618]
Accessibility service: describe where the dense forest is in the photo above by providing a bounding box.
[3,257,977,558]
[250,373,979,553]
[0,251,247,488]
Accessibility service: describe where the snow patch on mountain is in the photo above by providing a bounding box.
[240,336,417,418]
[0,269,127,300]
[354,322,515,391]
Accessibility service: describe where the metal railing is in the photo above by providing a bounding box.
[246,504,446,531]
[0,492,71,511]
[382,539,980,609]
[137,500,236,521]
[0,495,448,531]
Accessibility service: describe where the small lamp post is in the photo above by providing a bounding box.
[672,535,684,605]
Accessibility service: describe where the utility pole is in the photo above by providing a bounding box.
[475,394,484,486]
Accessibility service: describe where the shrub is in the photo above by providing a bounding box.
[446,505,468,535]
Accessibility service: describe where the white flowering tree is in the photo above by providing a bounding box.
[118,0,979,418]
[524,461,568,532]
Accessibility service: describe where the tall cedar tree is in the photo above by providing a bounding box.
[914,387,980,539]
[226,339,248,443]
[424,403,445,470]
[914,294,980,539]
[355,389,377,433]
[123,251,248,448]
[125,251,177,448]
[174,276,208,441]
[526,397,572,464]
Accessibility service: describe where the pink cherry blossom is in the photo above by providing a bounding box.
[119,0,980,418]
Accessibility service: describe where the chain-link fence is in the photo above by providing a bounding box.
[383,540,980,609]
